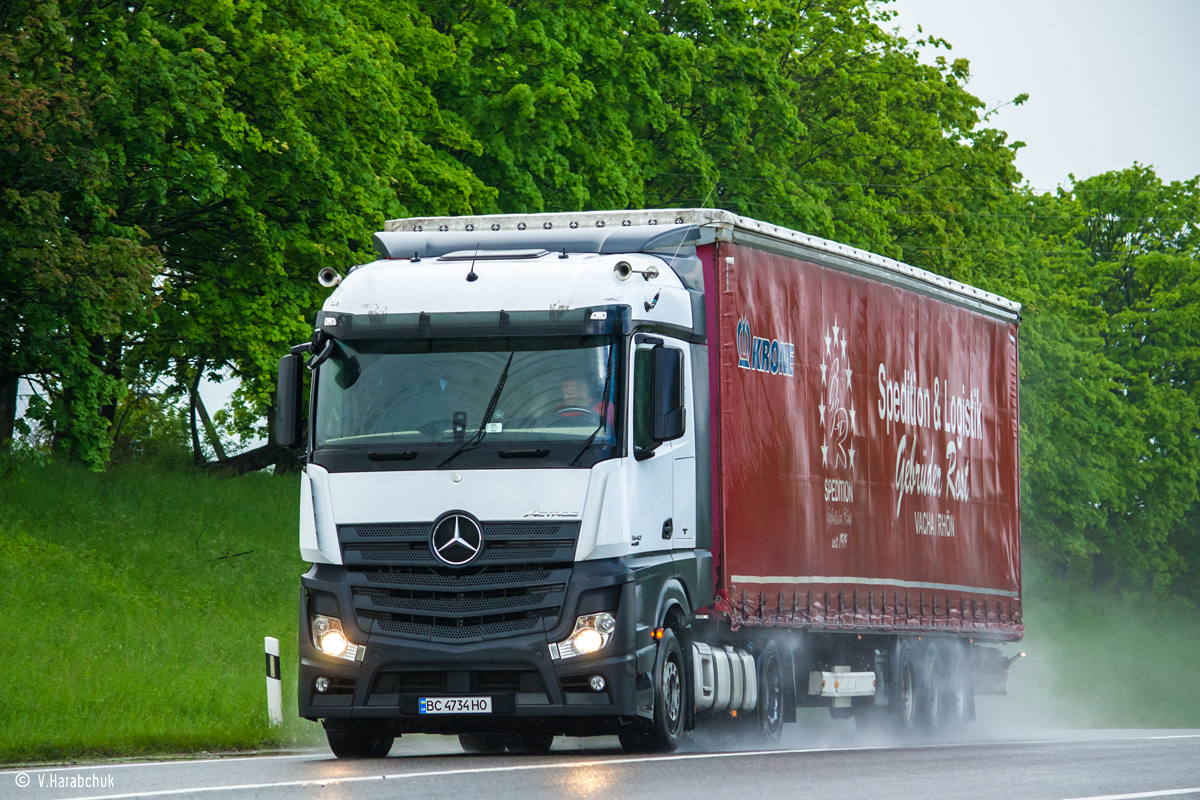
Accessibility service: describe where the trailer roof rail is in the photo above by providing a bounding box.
[375,208,1021,320]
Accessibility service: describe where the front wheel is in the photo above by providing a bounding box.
[619,627,685,753]
[325,722,394,759]
[459,733,507,754]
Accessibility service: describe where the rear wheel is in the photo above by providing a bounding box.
[916,643,942,731]
[893,641,920,733]
[325,722,394,759]
[938,643,972,733]
[458,733,507,754]
[619,627,685,753]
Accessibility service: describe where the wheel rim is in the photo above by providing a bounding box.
[663,654,682,732]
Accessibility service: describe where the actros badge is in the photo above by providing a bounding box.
[430,513,483,566]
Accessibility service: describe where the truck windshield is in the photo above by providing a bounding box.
[313,336,622,469]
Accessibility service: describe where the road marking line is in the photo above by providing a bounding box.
[31,748,887,800]
[15,732,1200,796]
[1063,788,1200,800]
[50,737,1200,800]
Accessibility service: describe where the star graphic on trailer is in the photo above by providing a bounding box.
[820,316,857,470]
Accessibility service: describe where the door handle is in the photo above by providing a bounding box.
[662,518,673,540]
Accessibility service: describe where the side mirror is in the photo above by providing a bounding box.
[651,346,685,442]
[276,353,304,448]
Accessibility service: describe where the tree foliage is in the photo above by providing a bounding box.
[3,0,1198,597]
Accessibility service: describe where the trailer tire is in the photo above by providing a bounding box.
[325,722,394,759]
[503,732,555,754]
[619,628,685,753]
[938,642,972,732]
[893,640,920,732]
[756,644,784,742]
[458,734,507,754]
[916,643,942,731]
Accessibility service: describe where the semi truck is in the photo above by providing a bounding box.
[275,208,1023,758]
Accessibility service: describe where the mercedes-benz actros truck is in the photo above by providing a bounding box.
[275,209,1023,758]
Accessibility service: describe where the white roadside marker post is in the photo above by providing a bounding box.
[265,636,283,727]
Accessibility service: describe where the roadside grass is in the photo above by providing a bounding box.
[0,460,322,764]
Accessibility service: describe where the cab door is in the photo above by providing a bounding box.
[629,336,695,552]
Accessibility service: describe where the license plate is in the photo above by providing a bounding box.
[419,696,493,714]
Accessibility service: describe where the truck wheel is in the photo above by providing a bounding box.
[503,732,555,753]
[938,643,972,732]
[619,627,685,753]
[459,733,507,754]
[325,722,394,759]
[756,645,784,743]
[893,641,920,732]
[916,643,942,731]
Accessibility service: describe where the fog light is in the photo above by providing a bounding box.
[315,676,330,693]
[589,675,606,692]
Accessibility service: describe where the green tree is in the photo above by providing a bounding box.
[1024,166,1200,592]
[0,1,159,466]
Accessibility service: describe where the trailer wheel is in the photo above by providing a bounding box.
[938,643,972,732]
[458,734,507,754]
[916,643,942,730]
[757,645,784,742]
[893,641,920,732]
[503,732,555,754]
[619,627,685,753]
[325,721,394,759]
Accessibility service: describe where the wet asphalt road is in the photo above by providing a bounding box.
[4,726,1199,800]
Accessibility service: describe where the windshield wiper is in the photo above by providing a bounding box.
[569,345,616,467]
[436,352,515,468]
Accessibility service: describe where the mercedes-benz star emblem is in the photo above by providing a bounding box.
[430,513,483,566]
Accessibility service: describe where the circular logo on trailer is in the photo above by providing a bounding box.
[430,513,483,566]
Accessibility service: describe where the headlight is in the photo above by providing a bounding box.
[311,614,364,662]
[551,612,616,659]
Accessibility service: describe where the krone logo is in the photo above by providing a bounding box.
[736,317,795,376]
[820,316,857,472]
[430,513,483,566]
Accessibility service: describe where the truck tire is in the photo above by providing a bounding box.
[502,732,555,753]
[756,644,784,743]
[619,628,685,753]
[325,722,394,759]
[938,642,972,732]
[916,642,942,731]
[459,734,507,754]
[893,640,920,732]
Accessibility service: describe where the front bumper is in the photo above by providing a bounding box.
[299,559,642,736]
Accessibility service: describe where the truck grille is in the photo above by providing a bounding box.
[339,521,579,642]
